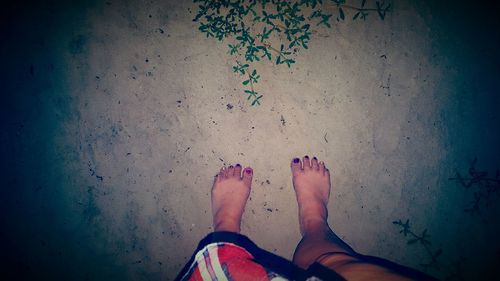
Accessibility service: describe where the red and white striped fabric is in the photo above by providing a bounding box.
[181,242,288,281]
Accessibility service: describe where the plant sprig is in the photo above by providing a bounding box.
[449,157,500,214]
[393,219,472,280]
[193,0,391,105]
[393,219,442,272]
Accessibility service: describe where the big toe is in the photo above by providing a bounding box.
[291,157,302,176]
[242,167,253,186]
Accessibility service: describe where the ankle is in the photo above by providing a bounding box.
[214,219,241,233]
[301,219,330,236]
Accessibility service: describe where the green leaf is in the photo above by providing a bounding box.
[339,7,345,20]
[361,0,367,8]
[242,80,250,85]
[361,11,368,20]
[376,1,390,20]
[285,59,295,67]
[318,14,332,28]
[353,12,360,20]
[251,95,263,106]
[252,69,257,76]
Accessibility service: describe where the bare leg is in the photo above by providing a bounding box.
[212,164,253,233]
[291,156,419,281]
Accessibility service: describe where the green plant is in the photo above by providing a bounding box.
[392,219,443,272]
[193,0,391,105]
[393,219,472,280]
[449,157,500,214]
[391,161,499,280]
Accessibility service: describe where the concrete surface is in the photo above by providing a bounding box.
[2,0,499,280]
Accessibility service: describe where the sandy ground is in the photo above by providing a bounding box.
[2,0,499,280]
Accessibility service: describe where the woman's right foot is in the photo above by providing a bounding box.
[212,164,253,233]
[291,156,331,235]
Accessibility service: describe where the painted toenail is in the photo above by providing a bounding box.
[313,157,317,160]
[236,163,241,167]
[229,165,233,168]
[293,158,300,163]
[245,169,252,174]
[304,155,309,159]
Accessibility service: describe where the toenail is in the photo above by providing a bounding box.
[304,155,309,159]
[236,163,241,167]
[245,169,252,174]
[313,156,317,160]
[229,165,233,168]
[293,158,300,163]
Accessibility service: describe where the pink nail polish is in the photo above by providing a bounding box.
[245,169,252,174]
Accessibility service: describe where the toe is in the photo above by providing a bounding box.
[291,157,302,176]
[234,163,242,178]
[303,155,311,170]
[311,156,319,170]
[219,167,226,179]
[242,167,253,186]
[319,161,326,174]
[228,165,235,177]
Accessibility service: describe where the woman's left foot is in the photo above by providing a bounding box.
[212,164,253,233]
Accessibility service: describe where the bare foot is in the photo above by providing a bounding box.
[212,164,253,233]
[291,156,331,235]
